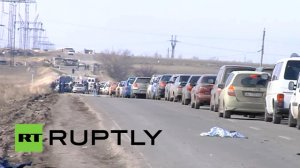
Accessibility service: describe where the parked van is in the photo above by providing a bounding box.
[265,56,300,124]
[210,65,255,112]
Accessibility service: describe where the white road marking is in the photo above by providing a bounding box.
[249,126,261,131]
[278,136,292,141]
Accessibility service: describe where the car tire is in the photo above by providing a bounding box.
[297,106,300,130]
[224,110,231,118]
[288,108,297,127]
[195,101,200,109]
[264,108,272,122]
[184,99,190,105]
[210,105,214,111]
[218,112,223,118]
[273,103,281,124]
[249,115,255,118]
[213,104,219,112]
[190,97,195,108]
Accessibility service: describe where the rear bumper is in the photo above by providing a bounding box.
[196,95,211,104]
[226,102,265,113]
[276,107,289,114]
[132,89,147,95]
[157,88,165,97]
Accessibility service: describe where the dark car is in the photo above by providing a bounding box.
[153,74,172,100]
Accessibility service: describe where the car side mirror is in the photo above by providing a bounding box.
[288,81,296,90]
[218,84,225,89]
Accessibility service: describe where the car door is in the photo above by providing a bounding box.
[266,62,283,114]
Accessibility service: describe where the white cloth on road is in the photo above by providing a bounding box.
[200,127,247,139]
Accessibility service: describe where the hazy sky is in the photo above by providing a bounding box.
[3,0,300,63]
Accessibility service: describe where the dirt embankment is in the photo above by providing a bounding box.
[0,63,59,165]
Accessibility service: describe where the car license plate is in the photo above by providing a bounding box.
[244,92,262,97]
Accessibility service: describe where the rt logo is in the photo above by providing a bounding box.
[15,124,43,152]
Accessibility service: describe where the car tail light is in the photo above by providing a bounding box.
[227,85,236,96]
[187,84,193,92]
[132,83,138,89]
[277,93,284,108]
[159,81,166,88]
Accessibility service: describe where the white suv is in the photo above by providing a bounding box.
[288,74,300,129]
[265,56,300,124]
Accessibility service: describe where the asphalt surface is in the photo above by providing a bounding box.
[80,95,300,168]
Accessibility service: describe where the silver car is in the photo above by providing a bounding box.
[131,77,151,98]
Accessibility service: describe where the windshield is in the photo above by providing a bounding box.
[223,67,255,83]
[189,76,201,84]
[234,74,268,88]
[161,75,172,81]
[284,60,300,80]
[179,76,190,82]
[201,76,216,84]
[136,78,151,83]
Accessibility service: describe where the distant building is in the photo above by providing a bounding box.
[84,49,94,54]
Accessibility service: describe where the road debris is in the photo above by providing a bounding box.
[200,127,248,139]
[0,158,32,168]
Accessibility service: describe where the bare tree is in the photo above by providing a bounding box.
[98,51,132,81]
[134,65,157,77]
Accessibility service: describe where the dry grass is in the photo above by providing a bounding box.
[0,65,58,106]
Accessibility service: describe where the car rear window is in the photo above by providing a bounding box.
[161,75,171,81]
[179,76,190,82]
[136,78,151,83]
[223,67,255,83]
[128,78,135,84]
[189,76,201,84]
[284,60,300,80]
[201,76,216,84]
[234,74,268,88]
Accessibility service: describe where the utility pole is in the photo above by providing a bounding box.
[167,48,169,58]
[170,35,178,59]
[260,28,266,67]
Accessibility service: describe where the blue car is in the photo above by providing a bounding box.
[122,77,136,98]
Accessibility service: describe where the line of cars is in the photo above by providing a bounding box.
[96,55,300,130]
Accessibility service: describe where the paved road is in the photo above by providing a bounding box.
[80,95,300,168]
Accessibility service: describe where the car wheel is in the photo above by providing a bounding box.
[224,110,231,118]
[249,115,255,118]
[288,108,297,127]
[264,108,272,122]
[272,103,281,124]
[297,106,300,130]
[213,104,219,112]
[184,99,190,105]
[195,101,200,109]
[218,112,223,118]
[191,97,195,108]
[210,105,214,111]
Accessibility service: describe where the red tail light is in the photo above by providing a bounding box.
[159,81,166,88]
[227,85,236,96]
[187,84,193,92]
[277,93,284,108]
[132,83,138,89]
